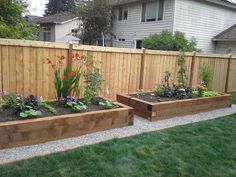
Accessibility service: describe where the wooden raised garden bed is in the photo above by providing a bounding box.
[0,102,133,150]
[117,93,232,121]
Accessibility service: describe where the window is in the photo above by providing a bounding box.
[71,28,78,36]
[118,38,126,42]
[43,27,51,41]
[123,9,128,20]
[136,40,143,49]
[118,7,123,21]
[141,0,164,22]
[118,7,128,21]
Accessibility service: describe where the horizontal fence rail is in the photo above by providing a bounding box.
[0,38,235,100]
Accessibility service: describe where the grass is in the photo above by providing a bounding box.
[0,114,236,177]
[232,92,236,104]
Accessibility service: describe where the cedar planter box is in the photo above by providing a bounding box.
[117,93,232,121]
[0,102,133,150]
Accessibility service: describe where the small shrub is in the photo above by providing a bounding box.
[177,51,188,88]
[83,54,103,104]
[20,109,42,118]
[41,101,57,114]
[143,31,200,52]
[201,64,213,87]
[99,100,118,109]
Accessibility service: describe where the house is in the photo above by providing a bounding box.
[36,12,81,43]
[213,24,236,55]
[111,0,236,53]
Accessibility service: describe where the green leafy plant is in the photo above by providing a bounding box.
[164,71,171,84]
[47,54,82,102]
[177,51,188,88]
[143,31,200,52]
[203,91,220,97]
[83,54,103,104]
[201,64,213,87]
[154,86,165,96]
[67,101,88,112]
[99,100,118,109]
[196,84,208,97]
[20,109,42,118]
[41,101,57,114]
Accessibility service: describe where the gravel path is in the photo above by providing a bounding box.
[0,105,236,165]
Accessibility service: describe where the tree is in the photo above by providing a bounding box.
[45,0,75,15]
[75,0,112,45]
[143,31,200,52]
[0,0,38,39]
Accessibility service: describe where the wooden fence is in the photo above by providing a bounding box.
[0,39,235,100]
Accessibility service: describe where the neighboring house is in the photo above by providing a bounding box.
[36,12,81,43]
[26,15,42,25]
[213,24,236,55]
[111,0,236,53]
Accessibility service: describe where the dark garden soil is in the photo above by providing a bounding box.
[0,98,119,123]
[130,92,180,103]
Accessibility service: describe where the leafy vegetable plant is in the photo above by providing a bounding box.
[83,54,103,104]
[201,64,212,87]
[99,100,118,109]
[67,101,88,112]
[41,101,57,114]
[20,109,42,118]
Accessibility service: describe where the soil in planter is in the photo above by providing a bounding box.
[130,92,180,103]
[0,98,120,123]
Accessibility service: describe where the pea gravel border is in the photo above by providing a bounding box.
[0,105,236,165]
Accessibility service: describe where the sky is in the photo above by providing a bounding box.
[29,0,48,16]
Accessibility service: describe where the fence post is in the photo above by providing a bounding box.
[225,54,232,93]
[189,52,196,88]
[139,48,146,90]
[68,43,73,67]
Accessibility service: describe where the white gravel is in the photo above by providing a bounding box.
[0,105,236,165]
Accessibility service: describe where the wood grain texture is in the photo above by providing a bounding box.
[0,39,235,100]
[117,93,232,121]
[0,102,134,149]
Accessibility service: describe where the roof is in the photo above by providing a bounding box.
[26,15,42,25]
[36,12,79,25]
[213,24,236,42]
[110,0,236,9]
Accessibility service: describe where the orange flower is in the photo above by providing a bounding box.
[75,52,80,58]
[68,71,76,78]
[47,58,52,64]
[60,55,65,60]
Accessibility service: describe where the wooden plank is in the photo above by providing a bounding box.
[36,48,43,97]
[8,46,16,93]
[139,49,146,89]
[225,56,231,93]
[16,47,24,94]
[118,93,232,121]
[0,46,2,91]
[29,48,37,96]
[0,104,133,149]
[1,46,9,93]
[23,47,30,96]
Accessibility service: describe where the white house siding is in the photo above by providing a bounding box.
[55,19,80,42]
[112,0,175,48]
[173,0,236,53]
[215,41,236,55]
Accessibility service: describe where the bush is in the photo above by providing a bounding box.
[143,31,200,52]
[201,64,213,87]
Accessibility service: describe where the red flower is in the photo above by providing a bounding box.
[68,71,76,78]
[47,58,52,64]
[75,52,80,58]
[60,55,65,60]
[51,64,55,69]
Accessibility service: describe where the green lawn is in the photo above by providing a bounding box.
[0,114,236,177]
[232,92,236,104]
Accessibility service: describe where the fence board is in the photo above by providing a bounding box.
[0,39,235,100]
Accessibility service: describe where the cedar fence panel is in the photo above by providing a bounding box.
[0,38,235,100]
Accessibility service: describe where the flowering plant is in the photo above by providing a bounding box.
[47,53,83,102]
